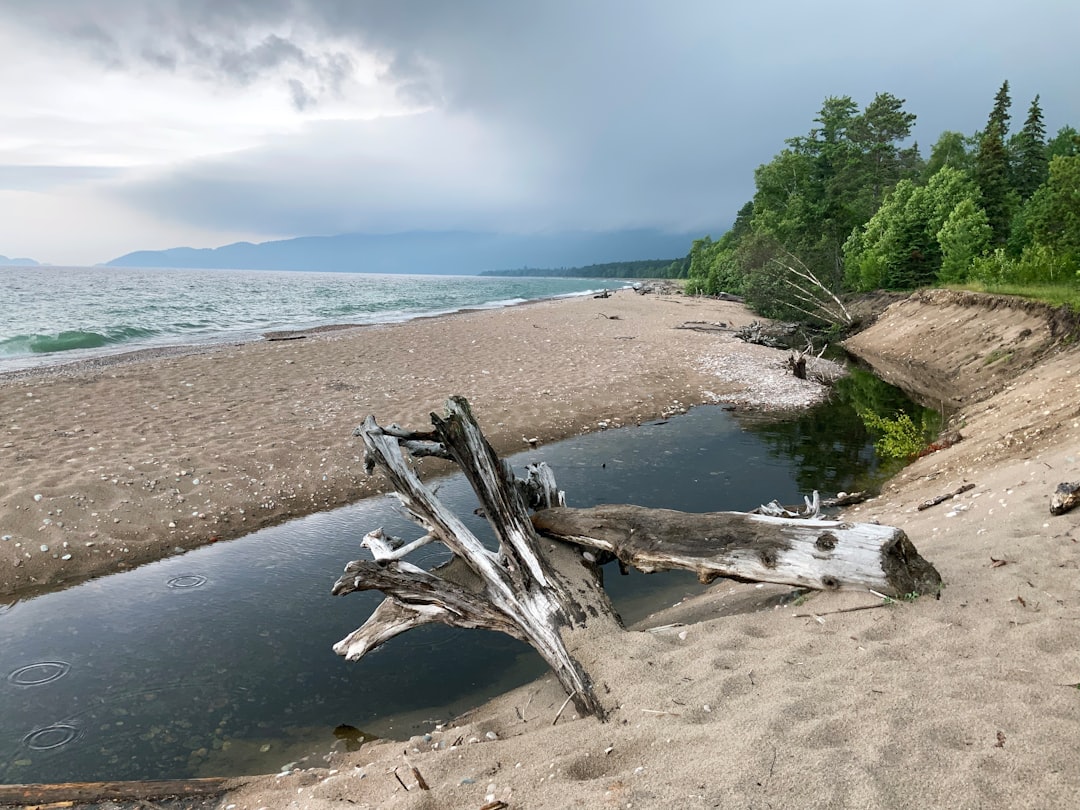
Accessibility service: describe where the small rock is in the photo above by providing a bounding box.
[33,494,42,502]
[485,731,499,740]
[40,545,49,553]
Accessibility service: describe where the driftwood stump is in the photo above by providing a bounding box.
[333,397,613,718]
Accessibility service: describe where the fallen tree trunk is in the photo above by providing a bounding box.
[532,505,942,598]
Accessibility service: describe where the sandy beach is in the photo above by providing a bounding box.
[3,288,1078,809]
[0,289,832,599]
[222,290,1078,810]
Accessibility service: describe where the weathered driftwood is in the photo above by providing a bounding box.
[335,396,941,720]
[822,491,870,508]
[735,319,801,349]
[0,778,232,805]
[333,397,612,718]
[532,505,942,597]
[1050,481,1080,516]
[917,483,975,511]
[788,351,808,379]
[756,490,823,518]
[676,320,730,334]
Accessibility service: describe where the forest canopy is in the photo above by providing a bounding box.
[683,83,1080,321]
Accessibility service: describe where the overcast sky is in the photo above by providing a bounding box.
[1,0,1077,265]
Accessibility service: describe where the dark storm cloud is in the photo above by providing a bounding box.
[7,0,355,109]
[6,0,1080,241]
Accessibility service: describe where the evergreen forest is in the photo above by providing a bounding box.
[682,82,1080,321]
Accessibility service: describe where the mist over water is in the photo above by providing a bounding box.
[0,267,605,373]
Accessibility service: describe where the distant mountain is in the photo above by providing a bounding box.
[0,254,39,266]
[103,229,701,275]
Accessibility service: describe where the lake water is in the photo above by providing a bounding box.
[0,267,606,373]
[0,372,931,784]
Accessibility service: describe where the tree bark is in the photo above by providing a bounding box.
[532,504,942,598]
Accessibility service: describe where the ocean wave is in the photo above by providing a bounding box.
[0,326,161,356]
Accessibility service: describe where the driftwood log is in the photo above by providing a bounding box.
[532,505,941,597]
[334,396,941,717]
[0,778,231,805]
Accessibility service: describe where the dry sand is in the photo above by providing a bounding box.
[4,289,1079,809]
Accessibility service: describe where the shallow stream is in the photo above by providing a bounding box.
[0,370,934,783]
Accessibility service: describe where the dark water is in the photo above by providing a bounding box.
[0,372,932,783]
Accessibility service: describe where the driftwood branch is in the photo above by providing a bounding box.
[532,505,942,598]
[917,483,975,511]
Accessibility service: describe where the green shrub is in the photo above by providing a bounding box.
[859,410,929,459]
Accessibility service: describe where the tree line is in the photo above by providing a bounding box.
[684,82,1079,321]
[481,257,688,279]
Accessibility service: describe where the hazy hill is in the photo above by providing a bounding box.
[104,229,700,274]
[0,254,39,266]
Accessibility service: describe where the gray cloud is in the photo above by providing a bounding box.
[0,166,127,193]
[4,0,1080,248]
[7,0,356,109]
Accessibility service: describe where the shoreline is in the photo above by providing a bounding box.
[0,289,838,600]
[0,275,613,378]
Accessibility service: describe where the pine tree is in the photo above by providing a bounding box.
[1012,95,1048,200]
[974,81,1014,245]
[989,80,1012,134]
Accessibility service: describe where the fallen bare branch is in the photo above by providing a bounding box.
[917,483,975,511]
[553,692,577,726]
[792,603,891,618]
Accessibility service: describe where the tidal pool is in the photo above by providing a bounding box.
[0,370,933,783]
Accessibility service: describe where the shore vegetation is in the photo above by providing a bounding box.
[681,82,1080,324]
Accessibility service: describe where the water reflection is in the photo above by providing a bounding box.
[747,367,942,495]
[0,385,930,784]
